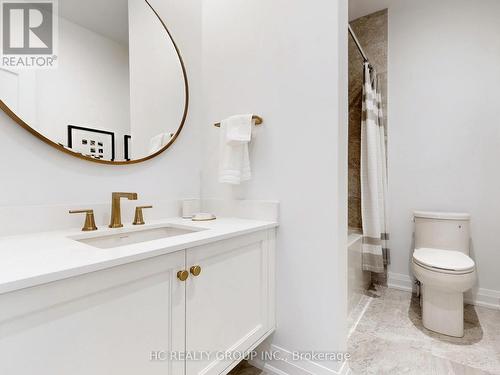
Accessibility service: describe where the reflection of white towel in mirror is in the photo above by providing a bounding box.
[219,115,254,185]
[149,132,173,154]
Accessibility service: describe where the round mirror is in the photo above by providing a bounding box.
[0,0,188,164]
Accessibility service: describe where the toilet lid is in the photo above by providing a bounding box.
[413,248,475,272]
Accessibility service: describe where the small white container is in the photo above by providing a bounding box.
[182,199,200,219]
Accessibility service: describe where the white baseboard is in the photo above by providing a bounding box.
[387,272,415,292]
[465,287,500,310]
[387,272,500,310]
[249,344,350,375]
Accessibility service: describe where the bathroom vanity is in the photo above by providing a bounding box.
[0,0,279,370]
[0,218,277,375]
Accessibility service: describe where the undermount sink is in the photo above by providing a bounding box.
[74,225,203,249]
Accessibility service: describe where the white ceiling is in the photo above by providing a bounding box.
[59,0,129,45]
[349,0,391,21]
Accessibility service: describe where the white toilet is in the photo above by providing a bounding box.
[412,211,476,337]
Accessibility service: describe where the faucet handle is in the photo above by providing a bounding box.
[133,206,153,226]
[69,209,98,231]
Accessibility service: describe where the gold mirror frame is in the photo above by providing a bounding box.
[0,0,189,165]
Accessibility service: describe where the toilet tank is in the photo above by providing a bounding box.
[414,211,470,254]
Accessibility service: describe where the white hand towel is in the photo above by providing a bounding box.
[149,133,170,154]
[225,114,253,146]
[218,116,252,185]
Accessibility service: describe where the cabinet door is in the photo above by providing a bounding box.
[186,230,275,375]
[0,252,186,375]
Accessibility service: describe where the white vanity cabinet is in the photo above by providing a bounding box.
[0,251,187,375]
[0,228,276,375]
[186,231,276,375]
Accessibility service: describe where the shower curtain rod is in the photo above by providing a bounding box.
[348,25,371,65]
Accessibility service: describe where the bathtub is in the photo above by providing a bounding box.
[348,228,371,316]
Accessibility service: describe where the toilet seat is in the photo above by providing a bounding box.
[413,248,475,274]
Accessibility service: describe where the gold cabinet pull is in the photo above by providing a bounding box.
[190,265,202,277]
[69,209,98,232]
[177,270,189,281]
[133,205,153,225]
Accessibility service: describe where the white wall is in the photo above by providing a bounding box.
[0,0,201,215]
[388,0,500,292]
[200,0,348,372]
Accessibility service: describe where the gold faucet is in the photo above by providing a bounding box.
[69,209,98,231]
[133,205,153,225]
[109,192,138,228]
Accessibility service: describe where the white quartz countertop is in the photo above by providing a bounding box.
[0,217,278,295]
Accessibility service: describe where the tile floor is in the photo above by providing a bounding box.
[228,361,265,375]
[348,286,500,375]
[228,287,500,375]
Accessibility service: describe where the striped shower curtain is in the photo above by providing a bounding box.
[361,62,389,273]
